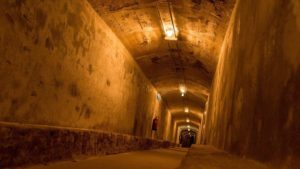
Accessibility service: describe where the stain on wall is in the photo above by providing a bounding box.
[204,0,300,169]
[0,0,170,139]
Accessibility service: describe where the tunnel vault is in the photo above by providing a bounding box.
[88,0,235,134]
[1,0,300,168]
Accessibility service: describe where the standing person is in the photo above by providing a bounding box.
[151,116,159,139]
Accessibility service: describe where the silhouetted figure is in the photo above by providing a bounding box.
[151,116,159,138]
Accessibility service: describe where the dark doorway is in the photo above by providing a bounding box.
[179,130,197,147]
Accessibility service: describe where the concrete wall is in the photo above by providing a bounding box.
[0,0,173,167]
[0,122,175,168]
[162,110,172,141]
[204,0,300,168]
[0,0,170,138]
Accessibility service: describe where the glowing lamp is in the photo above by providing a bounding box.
[179,84,186,96]
[184,107,189,113]
[165,29,174,37]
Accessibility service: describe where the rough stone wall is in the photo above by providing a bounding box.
[205,0,300,168]
[0,0,173,167]
[0,122,175,168]
[162,110,172,141]
[0,0,169,138]
[171,120,177,142]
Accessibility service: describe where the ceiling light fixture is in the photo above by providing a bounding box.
[179,84,186,97]
[186,118,190,123]
[157,1,178,41]
[165,28,175,38]
[184,107,189,113]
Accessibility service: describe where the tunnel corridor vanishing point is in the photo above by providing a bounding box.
[0,0,300,169]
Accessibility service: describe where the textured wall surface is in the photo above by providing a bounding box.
[0,122,175,168]
[0,0,173,167]
[0,0,169,138]
[204,0,300,168]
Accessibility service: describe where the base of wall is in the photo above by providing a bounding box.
[0,122,176,168]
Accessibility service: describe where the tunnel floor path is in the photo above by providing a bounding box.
[177,145,270,169]
[23,148,188,169]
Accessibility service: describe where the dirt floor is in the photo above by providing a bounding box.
[21,148,188,169]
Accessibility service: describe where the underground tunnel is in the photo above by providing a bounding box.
[0,0,299,169]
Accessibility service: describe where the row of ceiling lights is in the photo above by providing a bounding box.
[180,84,190,127]
[159,1,189,119]
[180,84,189,112]
[158,1,191,130]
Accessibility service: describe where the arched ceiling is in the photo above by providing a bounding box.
[88,0,235,128]
[176,121,200,129]
[163,91,207,110]
[178,125,199,132]
[170,108,202,115]
[172,112,202,123]
[167,99,205,117]
[155,80,209,97]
